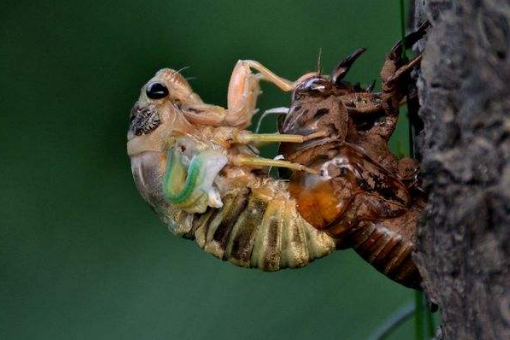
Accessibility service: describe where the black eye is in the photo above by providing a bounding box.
[293,77,332,100]
[146,82,169,99]
[302,78,332,93]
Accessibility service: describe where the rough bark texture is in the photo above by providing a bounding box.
[411,1,510,339]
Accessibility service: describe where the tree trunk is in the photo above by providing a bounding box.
[411,1,510,339]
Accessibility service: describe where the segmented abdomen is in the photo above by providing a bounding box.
[132,151,338,271]
[345,216,422,289]
[178,184,338,271]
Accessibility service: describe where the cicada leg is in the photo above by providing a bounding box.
[163,147,228,214]
[331,47,367,84]
[231,154,318,174]
[178,104,229,127]
[379,22,429,140]
[234,130,327,145]
[179,60,298,129]
[225,60,297,128]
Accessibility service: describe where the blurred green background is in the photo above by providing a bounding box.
[1,1,415,339]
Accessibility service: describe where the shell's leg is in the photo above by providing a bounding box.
[226,60,297,128]
[179,103,229,127]
[331,47,367,84]
[163,147,228,214]
[379,22,429,140]
[341,92,383,115]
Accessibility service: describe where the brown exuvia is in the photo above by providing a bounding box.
[127,22,428,290]
[280,24,429,289]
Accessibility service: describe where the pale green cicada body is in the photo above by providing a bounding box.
[127,64,338,270]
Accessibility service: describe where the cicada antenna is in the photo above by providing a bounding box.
[175,65,190,74]
[171,66,191,82]
[317,48,323,77]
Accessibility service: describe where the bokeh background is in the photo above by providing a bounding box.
[1,1,416,339]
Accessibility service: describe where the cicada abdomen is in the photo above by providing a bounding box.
[131,148,337,272]
[191,181,337,270]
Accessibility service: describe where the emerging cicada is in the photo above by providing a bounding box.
[127,25,428,289]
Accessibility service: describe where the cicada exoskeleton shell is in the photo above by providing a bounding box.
[279,43,427,289]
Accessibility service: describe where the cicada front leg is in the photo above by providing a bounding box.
[226,60,296,128]
[180,60,325,151]
[181,60,298,128]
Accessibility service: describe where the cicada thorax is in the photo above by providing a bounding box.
[279,77,425,289]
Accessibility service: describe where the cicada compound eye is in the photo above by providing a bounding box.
[293,77,332,100]
[146,82,169,100]
[303,77,332,93]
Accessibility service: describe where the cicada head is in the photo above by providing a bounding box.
[127,69,203,223]
[127,69,199,157]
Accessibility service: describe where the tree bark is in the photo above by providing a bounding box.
[411,1,510,339]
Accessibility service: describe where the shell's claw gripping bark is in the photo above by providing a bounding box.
[332,47,367,84]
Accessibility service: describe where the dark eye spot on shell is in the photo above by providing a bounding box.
[293,77,332,100]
